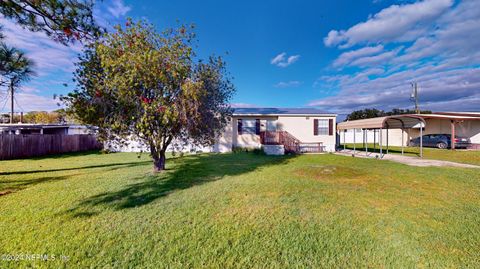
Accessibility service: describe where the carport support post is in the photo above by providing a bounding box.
[401,128,404,155]
[373,129,376,151]
[365,129,368,156]
[343,130,346,150]
[451,120,456,150]
[379,128,383,158]
[362,129,365,149]
[386,128,389,154]
[420,125,423,158]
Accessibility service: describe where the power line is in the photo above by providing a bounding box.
[0,91,6,103]
[13,94,25,112]
[0,90,10,113]
[0,87,8,103]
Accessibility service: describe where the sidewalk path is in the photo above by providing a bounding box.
[335,150,480,169]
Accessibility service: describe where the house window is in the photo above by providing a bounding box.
[316,119,329,135]
[240,119,258,134]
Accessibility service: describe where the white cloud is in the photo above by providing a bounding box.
[333,45,384,68]
[19,86,40,93]
[3,93,60,112]
[107,0,131,18]
[0,18,79,112]
[310,67,480,113]
[0,19,82,76]
[314,0,480,113]
[270,52,300,67]
[274,81,302,88]
[324,0,453,48]
[349,47,402,67]
[271,53,286,65]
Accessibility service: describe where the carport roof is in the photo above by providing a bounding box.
[416,113,480,120]
[435,112,480,118]
[337,115,426,130]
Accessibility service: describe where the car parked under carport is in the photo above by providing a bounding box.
[410,134,471,149]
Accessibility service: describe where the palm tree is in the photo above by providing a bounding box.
[0,43,34,123]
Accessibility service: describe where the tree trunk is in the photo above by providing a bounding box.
[153,151,166,173]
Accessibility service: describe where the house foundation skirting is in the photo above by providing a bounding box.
[263,145,285,155]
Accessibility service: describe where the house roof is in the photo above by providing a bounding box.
[233,107,336,116]
[0,123,70,130]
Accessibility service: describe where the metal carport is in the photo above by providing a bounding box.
[337,115,426,158]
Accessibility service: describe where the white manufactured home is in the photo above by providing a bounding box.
[214,108,337,153]
[106,107,337,154]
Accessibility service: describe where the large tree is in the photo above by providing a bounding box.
[0,43,34,123]
[0,0,101,44]
[0,43,34,86]
[62,20,235,172]
[22,110,62,123]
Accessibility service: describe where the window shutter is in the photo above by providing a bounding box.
[314,119,318,136]
[255,119,260,135]
[328,119,333,136]
[238,119,243,135]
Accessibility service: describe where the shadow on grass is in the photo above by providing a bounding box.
[0,156,153,194]
[0,175,73,196]
[2,150,104,161]
[67,153,295,217]
[0,161,152,176]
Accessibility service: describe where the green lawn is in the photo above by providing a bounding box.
[343,143,480,166]
[1,151,480,268]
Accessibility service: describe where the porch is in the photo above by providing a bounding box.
[260,131,325,154]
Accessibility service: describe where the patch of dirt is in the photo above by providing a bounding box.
[294,165,366,180]
[0,189,14,197]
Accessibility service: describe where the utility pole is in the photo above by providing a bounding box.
[410,82,419,114]
[10,82,14,124]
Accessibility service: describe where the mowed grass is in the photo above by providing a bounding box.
[1,151,480,268]
[344,143,480,166]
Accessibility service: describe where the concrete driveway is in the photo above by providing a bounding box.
[335,150,480,169]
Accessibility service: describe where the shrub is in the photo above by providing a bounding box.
[232,147,264,154]
[252,148,265,155]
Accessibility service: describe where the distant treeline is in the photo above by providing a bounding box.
[0,109,76,124]
[346,108,432,121]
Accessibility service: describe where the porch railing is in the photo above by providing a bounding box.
[299,143,325,153]
[259,131,324,153]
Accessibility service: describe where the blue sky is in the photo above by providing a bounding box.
[1,0,479,115]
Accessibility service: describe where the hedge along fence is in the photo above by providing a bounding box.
[0,134,102,160]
